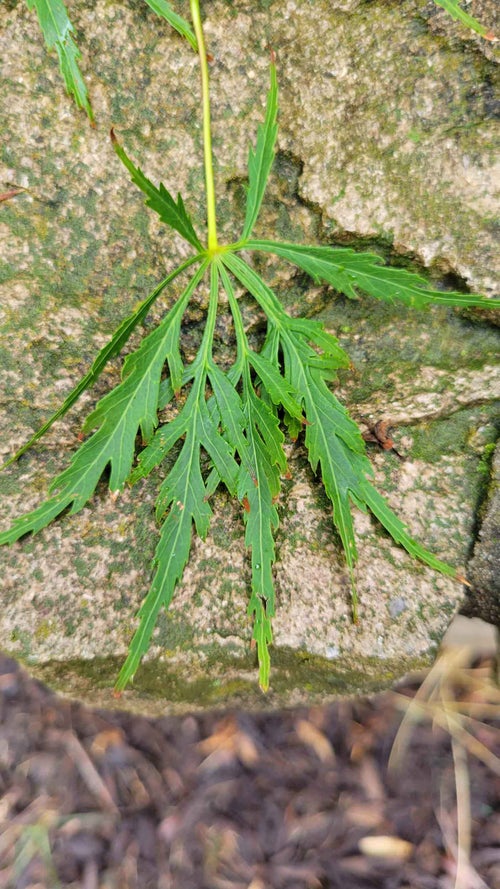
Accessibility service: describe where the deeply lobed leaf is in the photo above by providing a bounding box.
[116,264,241,688]
[238,381,284,690]
[3,31,496,697]
[26,0,199,123]
[217,265,285,689]
[26,0,93,119]
[245,240,493,309]
[225,253,466,622]
[0,265,206,545]
[1,259,200,471]
[115,488,200,690]
[247,350,303,420]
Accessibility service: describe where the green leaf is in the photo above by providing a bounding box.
[198,399,241,495]
[153,425,212,534]
[128,386,237,696]
[115,484,200,690]
[117,370,242,690]
[111,130,203,250]
[250,595,273,692]
[128,408,186,484]
[283,316,351,383]
[432,0,494,39]
[248,350,303,420]
[224,253,463,625]
[207,363,256,480]
[223,252,288,324]
[1,258,200,471]
[361,482,455,577]
[238,379,285,690]
[248,380,287,471]
[81,267,204,456]
[0,265,206,546]
[246,240,493,309]
[241,63,278,241]
[280,326,456,618]
[0,489,81,545]
[283,410,302,441]
[142,0,198,51]
[217,265,284,689]
[282,341,365,605]
[222,251,306,416]
[26,0,93,120]
[158,364,199,410]
[285,317,350,369]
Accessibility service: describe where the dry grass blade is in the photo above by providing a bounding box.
[392,693,500,775]
[47,730,120,813]
[437,795,489,889]
[388,653,451,771]
[440,691,473,889]
[389,647,500,772]
[389,648,499,889]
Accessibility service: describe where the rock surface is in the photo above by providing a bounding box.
[0,0,498,711]
[462,442,500,625]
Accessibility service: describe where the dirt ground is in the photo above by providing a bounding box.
[0,652,499,889]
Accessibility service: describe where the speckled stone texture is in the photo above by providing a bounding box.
[462,442,500,626]
[0,0,498,709]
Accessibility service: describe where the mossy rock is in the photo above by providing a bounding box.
[0,0,498,712]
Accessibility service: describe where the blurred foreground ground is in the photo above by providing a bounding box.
[0,644,498,889]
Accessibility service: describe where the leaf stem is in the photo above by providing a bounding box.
[190,0,218,251]
[219,263,248,362]
[201,262,220,363]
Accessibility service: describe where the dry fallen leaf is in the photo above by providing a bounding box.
[295,718,335,762]
[199,717,259,767]
[0,188,23,203]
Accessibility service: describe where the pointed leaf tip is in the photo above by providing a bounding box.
[111,131,202,249]
[456,573,471,587]
[432,0,495,40]
[241,62,278,241]
[27,0,94,119]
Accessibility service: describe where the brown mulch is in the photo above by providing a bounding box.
[0,654,499,889]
